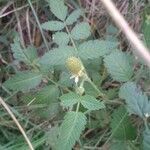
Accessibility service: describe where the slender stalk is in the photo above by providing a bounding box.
[86,77,106,98]
[27,0,49,51]
[64,23,78,53]
[76,102,80,112]
[0,97,34,150]
[64,22,106,99]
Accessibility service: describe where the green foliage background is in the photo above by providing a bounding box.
[0,0,150,150]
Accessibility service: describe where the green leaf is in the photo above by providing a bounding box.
[39,46,76,66]
[110,106,136,140]
[84,82,100,98]
[23,85,60,105]
[41,21,65,31]
[56,111,86,150]
[78,40,118,60]
[36,103,60,119]
[143,128,150,150]
[60,92,105,111]
[53,32,69,46]
[110,141,133,150]
[71,22,91,40]
[66,9,82,25]
[58,72,73,87]
[48,0,68,21]
[11,37,38,64]
[81,95,105,111]
[25,46,38,63]
[119,82,150,118]
[3,71,42,92]
[107,24,118,35]
[104,51,133,82]
[60,92,80,108]
[11,37,28,63]
[46,126,59,149]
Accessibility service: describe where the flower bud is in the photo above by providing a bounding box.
[66,57,82,75]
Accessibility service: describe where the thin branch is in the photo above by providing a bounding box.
[0,97,34,150]
[100,0,150,68]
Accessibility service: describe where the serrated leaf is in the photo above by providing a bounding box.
[60,92,80,108]
[53,32,69,46]
[48,0,67,21]
[3,71,42,92]
[143,128,150,150]
[11,37,38,64]
[11,37,28,63]
[56,111,86,150]
[39,46,76,66]
[78,40,118,60]
[81,95,105,111]
[110,106,136,140]
[104,51,133,82]
[66,9,82,25]
[119,82,150,118]
[41,21,65,31]
[71,22,91,40]
[60,92,105,111]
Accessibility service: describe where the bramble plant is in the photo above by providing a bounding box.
[2,0,150,149]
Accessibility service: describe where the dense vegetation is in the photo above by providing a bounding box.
[0,0,150,149]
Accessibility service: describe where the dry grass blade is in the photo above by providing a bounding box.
[0,97,34,150]
[100,0,150,68]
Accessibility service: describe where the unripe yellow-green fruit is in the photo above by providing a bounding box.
[66,57,83,75]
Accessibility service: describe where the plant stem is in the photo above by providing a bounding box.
[46,76,70,92]
[76,102,80,112]
[86,77,106,99]
[64,23,78,53]
[64,22,107,99]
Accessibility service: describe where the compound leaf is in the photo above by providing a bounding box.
[119,82,150,118]
[60,92,80,108]
[78,40,118,60]
[104,51,133,82]
[3,71,42,92]
[56,111,86,150]
[48,0,67,21]
[71,22,91,40]
[41,21,65,31]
